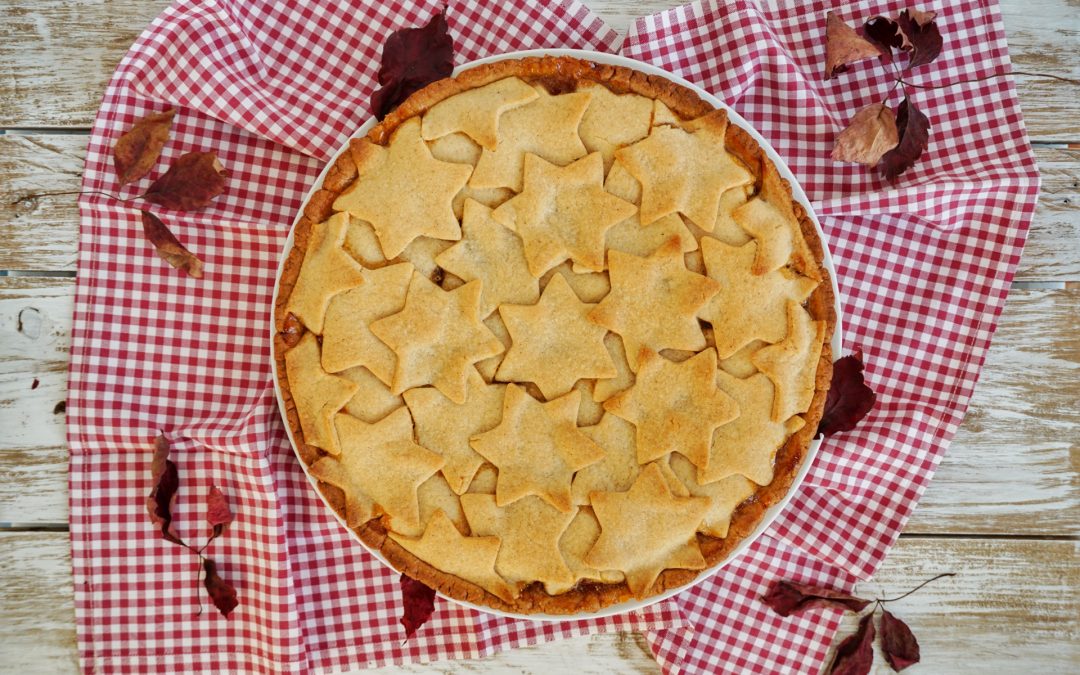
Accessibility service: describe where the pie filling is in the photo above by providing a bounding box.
[274,56,834,614]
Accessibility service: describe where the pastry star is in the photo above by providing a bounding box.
[284,333,359,456]
[421,76,539,150]
[496,274,615,399]
[604,348,738,472]
[668,453,756,539]
[751,301,826,422]
[285,212,365,333]
[699,237,818,359]
[600,160,697,262]
[492,152,636,276]
[462,494,576,594]
[585,463,711,598]
[403,369,506,495]
[371,272,504,404]
[615,108,752,230]
[435,199,540,316]
[470,385,605,512]
[469,87,591,192]
[589,237,721,370]
[321,262,413,383]
[329,407,444,533]
[570,413,640,505]
[734,161,820,278]
[389,509,516,603]
[701,371,806,485]
[333,117,472,258]
[577,81,653,170]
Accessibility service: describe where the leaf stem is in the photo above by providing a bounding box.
[11,189,142,206]
[896,70,1080,90]
[877,572,956,603]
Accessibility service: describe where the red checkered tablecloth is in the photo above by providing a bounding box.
[68,0,1040,673]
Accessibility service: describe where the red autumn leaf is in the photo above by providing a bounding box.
[141,211,204,278]
[829,613,876,675]
[880,609,921,670]
[832,103,900,165]
[398,573,436,640]
[143,151,227,211]
[762,580,872,617]
[824,11,882,79]
[818,350,877,437]
[113,109,175,186]
[203,558,239,618]
[878,97,930,181]
[862,16,906,59]
[146,434,184,546]
[897,9,943,69]
[207,486,233,539]
[370,9,454,120]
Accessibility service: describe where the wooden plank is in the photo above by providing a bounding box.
[1,280,1075,537]
[3,533,1074,674]
[0,0,1077,139]
[2,135,1078,279]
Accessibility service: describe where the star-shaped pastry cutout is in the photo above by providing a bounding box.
[403,369,506,495]
[469,87,591,192]
[701,371,806,485]
[329,407,443,533]
[699,237,818,359]
[284,333,359,456]
[668,453,756,538]
[462,494,576,594]
[285,212,365,333]
[492,152,636,276]
[588,237,720,370]
[751,301,826,422]
[470,385,605,512]
[592,333,635,403]
[321,262,413,383]
[555,507,623,592]
[615,108,752,230]
[389,509,516,603]
[577,81,653,170]
[371,272,504,404]
[421,76,539,150]
[604,348,738,472]
[600,160,697,262]
[570,413,640,505]
[308,455,375,528]
[495,274,615,399]
[435,199,540,316]
[333,117,472,258]
[585,463,711,598]
[339,365,403,424]
[734,161,820,278]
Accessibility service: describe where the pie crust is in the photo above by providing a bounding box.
[273,56,835,615]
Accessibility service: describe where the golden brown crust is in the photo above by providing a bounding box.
[272,55,835,615]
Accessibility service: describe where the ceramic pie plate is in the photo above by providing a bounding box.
[270,48,843,621]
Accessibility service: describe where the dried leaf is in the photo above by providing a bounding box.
[762,580,872,617]
[829,613,876,675]
[143,152,227,211]
[398,573,436,640]
[880,609,921,671]
[370,9,454,120]
[824,11,882,79]
[862,16,906,58]
[113,109,175,186]
[878,97,930,181]
[832,104,900,165]
[897,9,943,69]
[146,434,184,546]
[203,559,239,618]
[207,486,233,539]
[818,350,877,437]
[141,210,204,278]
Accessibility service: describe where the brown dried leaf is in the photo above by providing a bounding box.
[829,613,876,675]
[818,350,877,437]
[880,609,921,670]
[862,16,907,58]
[824,11,882,79]
[207,486,233,539]
[762,580,872,617]
[143,152,227,211]
[146,434,184,546]
[113,109,175,186]
[141,210,204,278]
[203,559,239,618]
[897,9,943,69]
[832,104,900,165]
[399,574,437,640]
[878,97,930,181]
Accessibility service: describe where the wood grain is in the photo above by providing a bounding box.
[3,533,1074,674]
[2,135,1077,278]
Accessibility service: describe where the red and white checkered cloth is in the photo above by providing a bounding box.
[68,0,1039,672]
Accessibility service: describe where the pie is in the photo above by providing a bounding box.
[273,56,835,615]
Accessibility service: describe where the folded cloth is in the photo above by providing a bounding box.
[68,0,1038,672]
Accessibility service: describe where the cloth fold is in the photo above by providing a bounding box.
[69,0,1039,673]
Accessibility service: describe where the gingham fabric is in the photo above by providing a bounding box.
[68,0,1039,672]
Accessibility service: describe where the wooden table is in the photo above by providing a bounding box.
[1,1,1076,672]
